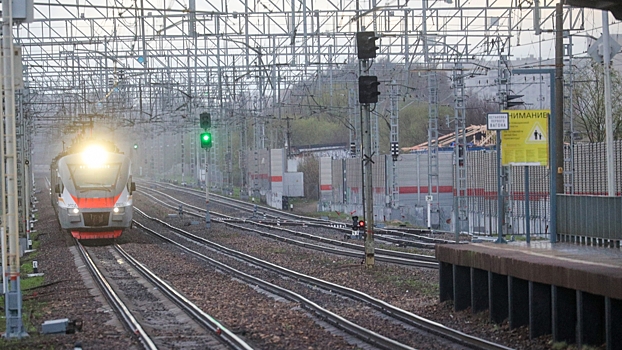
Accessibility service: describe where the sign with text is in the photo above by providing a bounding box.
[501,110,549,166]
[487,113,509,130]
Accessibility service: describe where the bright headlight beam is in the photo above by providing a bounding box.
[82,145,108,167]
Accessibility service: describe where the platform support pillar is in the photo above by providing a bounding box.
[529,281,552,339]
[606,297,622,350]
[439,262,453,303]
[509,276,529,329]
[552,286,576,345]
[471,267,488,314]
[489,271,508,324]
[453,265,470,311]
[578,291,605,347]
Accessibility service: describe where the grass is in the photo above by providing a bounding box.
[508,234,548,242]
[0,232,46,335]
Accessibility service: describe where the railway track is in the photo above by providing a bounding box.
[138,185,438,268]
[142,181,458,247]
[132,207,513,350]
[77,240,252,349]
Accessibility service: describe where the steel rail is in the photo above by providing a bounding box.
[113,244,254,350]
[131,218,415,350]
[137,189,438,268]
[133,211,513,350]
[143,182,458,246]
[76,241,158,350]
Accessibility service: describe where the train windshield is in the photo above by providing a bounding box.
[68,163,122,191]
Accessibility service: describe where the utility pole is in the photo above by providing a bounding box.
[602,11,615,197]
[422,0,439,230]
[356,31,380,267]
[2,0,28,338]
[453,64,467,242]
[551,1,565,242]
[200,113,212,227]
[389,81,400,209]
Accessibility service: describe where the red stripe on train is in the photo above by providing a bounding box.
[70,194,122,208]
[71,230,122,239]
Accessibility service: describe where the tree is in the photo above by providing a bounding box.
[297,156,319,200]
[571,62,622,142]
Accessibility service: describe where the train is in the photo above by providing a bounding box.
[50,139,135,239]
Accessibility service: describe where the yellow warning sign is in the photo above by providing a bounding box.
[501,110,549,166]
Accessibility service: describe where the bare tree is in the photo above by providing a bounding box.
[571,62,622,142]
[298,155,319,200]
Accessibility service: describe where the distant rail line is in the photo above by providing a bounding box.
[132,207,512,350]
[138,183,439,268]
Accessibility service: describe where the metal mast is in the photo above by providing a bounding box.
[423,0,439,229]
[453,63,468,241]
[389,81,399,209]
[2,0,27,337]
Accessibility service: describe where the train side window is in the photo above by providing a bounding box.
[54,184,61,195]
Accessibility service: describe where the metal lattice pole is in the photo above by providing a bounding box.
[453,63,468,241]
[389,81,399,209]
[2,0,27,337]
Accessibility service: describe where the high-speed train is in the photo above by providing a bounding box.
[50,140,135,239]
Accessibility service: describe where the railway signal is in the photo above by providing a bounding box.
[390,142,399,161]
[504,94,524,109]
[356,31,379,59]
[200,112,211,129]
[200,132,212,149]
[359,76,380,104]
[133,143,138,150]
[358,219,366,230]
[351,216,359,230]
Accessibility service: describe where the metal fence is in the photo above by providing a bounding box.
[557,194,622,247]
[321,140,622,242]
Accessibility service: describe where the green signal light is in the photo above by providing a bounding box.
[200,132,212,149]
[133,143,138,149]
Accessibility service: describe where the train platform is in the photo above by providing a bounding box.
[436,240,622,350]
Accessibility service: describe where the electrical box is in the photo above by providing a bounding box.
[0,45,24,89]
[41,319,69,334]
[10,0,35,23]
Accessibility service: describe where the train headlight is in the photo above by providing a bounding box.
[82,145,108,167]
[112,206,126,222]
[69,207,81,222]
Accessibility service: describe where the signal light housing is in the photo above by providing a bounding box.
[359,76,381,104]
[505,94,525,109]
[200,132,212,149]
[200,112,211,129]
[390,142,399,161]
[351,216,359,230]
[358,220,366,230]
[356,31,379,59]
